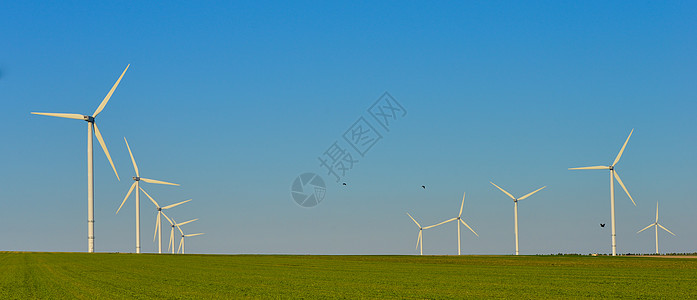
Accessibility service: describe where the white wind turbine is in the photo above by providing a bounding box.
[116,137,179,253]
[406,213,438,255]
[429,192,478,255]
[139,188,191,254]
[178,230,204,254]
[569,129,636,256]
[161,213,197,254]
[31,65,128,253]
[490,182,545,255]
[637,202,676,254]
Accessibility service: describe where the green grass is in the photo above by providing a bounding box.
[1,252,695,299]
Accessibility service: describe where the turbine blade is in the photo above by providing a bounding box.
[176,224,184,236]
[186,233,204,237]
[426,218,457,229]
[168,228,173,251]
[139,187,160,208]
[416,231,421,250]
[568,166,611,170]
[116,182,136,214]
[93,64,129,117]
[459,192,466,217]
[460,219,479,237]
[176,219,198,227]
[124,137,139,177]
[162,199,192,210]
[30,112,85,120]
[140,178,180,186]
[658,224,676,236]
[153,213,160,242]
[656,202,659,223]
[637,224,654,234]
[612,129,634,166]
[490,182,515,200]
[161,211,174,225]
[93,123,119,181]
[613,170,635,206]
[406,212,421,228]
[518,186,546,201]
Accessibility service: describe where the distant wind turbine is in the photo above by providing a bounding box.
[116,137,179,253]
[140,188,190,254]
[178,231,204,254]
[161,213,197,254]
[637,202,675,254]
[430,192,478,255]
[406,213,437,255]
[490,182,545,255]
[30,64,128,252]
[569,129,636,256]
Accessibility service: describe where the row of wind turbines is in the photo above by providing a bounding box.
[31,65,204,254]
[407,129,675,256]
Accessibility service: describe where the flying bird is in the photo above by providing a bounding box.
[342,182,347,186]
[421,185,426,189]
[600,223,605,227]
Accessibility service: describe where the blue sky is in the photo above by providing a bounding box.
[1,1,695,255]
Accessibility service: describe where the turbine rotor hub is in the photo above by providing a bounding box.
[609,166,614,170]
[133,176,140,181]
[84,116,94,122]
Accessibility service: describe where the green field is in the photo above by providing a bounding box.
[1,252,695,299]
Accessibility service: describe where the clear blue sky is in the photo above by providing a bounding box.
[1,1,695,255]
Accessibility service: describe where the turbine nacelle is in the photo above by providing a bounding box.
[84,115,95,122]
[133,176,141,181]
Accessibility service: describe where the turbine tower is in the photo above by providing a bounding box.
[116,137,179,253]
[490,182,545,255]
[140,188,190,254]
[406,213,437,255]
[31,64,128,252]
[637,202,675,254]
[569,129,636,256]
[430,192,478,255]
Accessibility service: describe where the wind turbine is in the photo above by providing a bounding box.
[406,213,437,255]
[161,213,197,254]
[31,65,128,253]
[139,188,190,254]
[569,129,636,256]
[116,137,179,253]
[430,192,478,255]
[178,230,204,254]
[490,182,545,255]
[637,202,675,254]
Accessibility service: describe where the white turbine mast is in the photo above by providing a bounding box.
[116,137,179,253]
[429,192,478,255]
[490,182,545,255]
[31,64,128,252]
[140,189,191,254]
[637,202,675,254]
[569,129,636,256]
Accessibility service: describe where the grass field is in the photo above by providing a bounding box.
[1,252,696,299]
